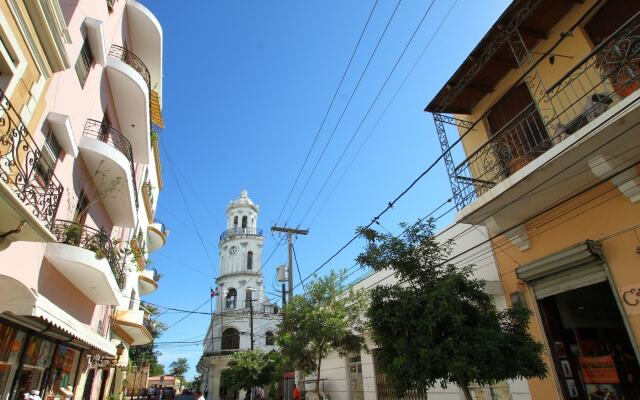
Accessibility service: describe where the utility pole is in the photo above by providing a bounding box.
[247,287,257,350]
[271,226,308,302]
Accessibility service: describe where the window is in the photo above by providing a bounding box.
[75,38,93,88]
[245,290,253,308]
[233,216,238,229]
[242,216,248,229]
[34,126,61,186]
[265,332,274,346]
[73,190,88,224]
[226,288,237,309]
[221,328,239,350]
[247,251,253,270]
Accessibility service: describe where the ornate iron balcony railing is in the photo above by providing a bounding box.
[83,119,139,208]
[51,220,125,289]
[0,90,64,230]
[451,12,640,208]
[108,45,151,92]
[219,227,263,241]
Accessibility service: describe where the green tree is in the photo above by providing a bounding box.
[220,351,280,394]
[151,363,165,376]
[169,358,189,382]
[357,219,547,400]
[276,270,367,396]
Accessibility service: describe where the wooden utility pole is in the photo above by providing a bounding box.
[271,226,308,302]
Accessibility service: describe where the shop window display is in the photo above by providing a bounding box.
[46,346,79,400]
[0,324,25,400]
[16,337,55,399]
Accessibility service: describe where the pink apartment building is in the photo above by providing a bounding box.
[0,1,166,400]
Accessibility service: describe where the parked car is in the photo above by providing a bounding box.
[182,389,193,396]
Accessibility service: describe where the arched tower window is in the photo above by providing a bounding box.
[233,216,238,229]
[265,331,274,346]
[242,216,248,230]
[221,328,240,350]
[245,290,253,308]
[226,288,237,309]
[247,251,253,270]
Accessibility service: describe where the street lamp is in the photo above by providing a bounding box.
[246,287,257,350]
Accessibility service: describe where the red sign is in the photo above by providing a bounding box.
[283,371,295,379]
[579,355,620,384]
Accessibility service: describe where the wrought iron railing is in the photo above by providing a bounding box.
[108,45,151,92]
[0,90,64,230]
[83,119,139,208]
[51,220,125,289]
[219,227,263,241]
[452,12,640,207]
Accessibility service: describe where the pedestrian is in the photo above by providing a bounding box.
[292,385,300,400]
[195,390,205,400]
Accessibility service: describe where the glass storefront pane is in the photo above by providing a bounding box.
[47,346,80,398]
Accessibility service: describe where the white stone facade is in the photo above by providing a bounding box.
[201,191,281,400]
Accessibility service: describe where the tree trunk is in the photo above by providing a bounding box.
[460,384,472,400]
[315,354,322,398]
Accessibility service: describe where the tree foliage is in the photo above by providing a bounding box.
[276,270,367,394]
[169,358,190,382]
[220,351,281,393]
[357,219,547,400]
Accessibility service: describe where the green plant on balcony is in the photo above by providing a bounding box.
[62,223,82,245]
[150,130,159,141]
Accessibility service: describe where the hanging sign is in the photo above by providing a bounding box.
[578,355,620,384]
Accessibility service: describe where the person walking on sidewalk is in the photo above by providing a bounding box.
[292,384,301,400]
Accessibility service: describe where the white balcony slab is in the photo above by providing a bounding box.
[44,243,121,305]
[105,57,150,164]
[138,269,158,295]
[79,135,137,227]
[146,222,166,251]
[114,309,153,345]
[126,0,163,100]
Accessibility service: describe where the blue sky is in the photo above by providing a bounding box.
[141,0,510,379]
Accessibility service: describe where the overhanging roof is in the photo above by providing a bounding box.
[424,0,576,114]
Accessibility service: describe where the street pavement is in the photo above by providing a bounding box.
[175,395,195,400]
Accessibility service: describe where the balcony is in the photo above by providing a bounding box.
[0,90,64,243]
[147,219,167,252]
[141,182,154,223]
[151,133,163,190]
[113,309,153,345]
[44,220,124,305]
[138,268,159,295]
[219,227,263,242]
[444,12,640,228]
[125,0,163,101]
[129,237,146,271]
[79,119,137,227]
[105,45,151,164]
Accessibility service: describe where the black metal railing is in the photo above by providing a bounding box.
[453,12,640,207]
[83,119,139,208]
[0,90,64,230]
[219,227,263,241]
[108,45,151,93]
[51,220,125,289]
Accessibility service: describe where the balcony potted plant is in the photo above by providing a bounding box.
[62,223,83,245]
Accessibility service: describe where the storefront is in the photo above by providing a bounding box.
[518,241,640,400]
[0,278,117,400]
[0,318,83,400]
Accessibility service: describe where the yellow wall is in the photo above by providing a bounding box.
[491,179,640,399]
[453,0,608,181]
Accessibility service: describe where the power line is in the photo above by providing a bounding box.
[161,142,217,270]
[291,242,306,293]
[295,0,438,225]
[275,0,382,225]
[292,87,640,292]
[305,0,460,228]
[283,0,404,224]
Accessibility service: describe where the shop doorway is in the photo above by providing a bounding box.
[538,282,640,399]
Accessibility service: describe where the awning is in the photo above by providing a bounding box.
[0,275,116,355]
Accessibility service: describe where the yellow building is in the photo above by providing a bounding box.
[426,0,640,399]
[0,0,70,244]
